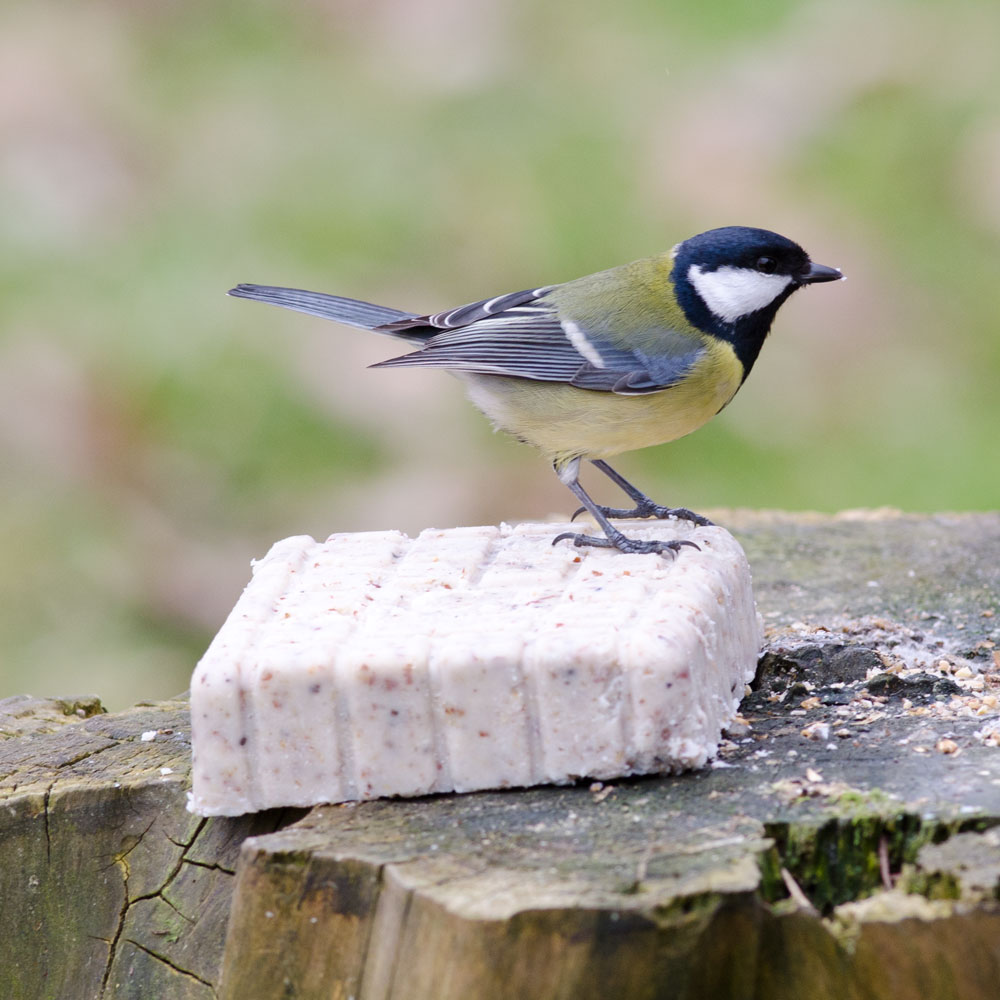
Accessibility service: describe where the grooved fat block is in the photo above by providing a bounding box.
[189,521,762,816]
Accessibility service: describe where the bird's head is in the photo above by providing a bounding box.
[670,226,842,376]
[671,226,842,331]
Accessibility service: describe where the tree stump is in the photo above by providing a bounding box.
[4,512,1000,999]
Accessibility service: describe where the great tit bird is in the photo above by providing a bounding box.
[230,226,841,555]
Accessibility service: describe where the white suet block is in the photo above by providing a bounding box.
[189,521,762,816]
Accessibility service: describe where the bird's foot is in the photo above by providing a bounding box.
[552,529,700,557]
[570,500,714,527]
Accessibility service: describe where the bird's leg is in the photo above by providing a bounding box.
[551,458,700,557]
[568,459,714,527]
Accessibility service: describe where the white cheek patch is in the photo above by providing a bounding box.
[688,264,794,323]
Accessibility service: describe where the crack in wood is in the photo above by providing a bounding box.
[157,886,197,925]
[98,852,131,995]
[183,857,237,876]
[42,781,54,864]
[130,818,207,908]
[56,744,116,768]
[123,938,218,997]
[99,818,209,995]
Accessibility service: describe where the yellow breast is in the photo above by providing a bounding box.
[461,339,745,464]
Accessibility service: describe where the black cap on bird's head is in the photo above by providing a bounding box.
[670,225,842,375]
[673,226,842,294]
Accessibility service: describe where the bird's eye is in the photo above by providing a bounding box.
[756,256,777,274]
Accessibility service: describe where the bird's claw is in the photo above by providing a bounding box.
[570,502,713,527]
[552,531,701,557]
[654,505,714,528]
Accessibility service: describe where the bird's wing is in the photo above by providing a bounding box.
[374,286,554,333]
[372,294,707,396]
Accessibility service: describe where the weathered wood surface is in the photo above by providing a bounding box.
[3,512,999,1000]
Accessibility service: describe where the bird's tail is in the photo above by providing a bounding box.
[228,283,427,342]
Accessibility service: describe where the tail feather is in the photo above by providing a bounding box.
[228,283,423,339]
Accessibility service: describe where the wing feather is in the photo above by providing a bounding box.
[228,284,419,333]
[375,287,555,334]
[372,294,705,395]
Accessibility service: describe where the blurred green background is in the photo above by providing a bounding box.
[2,0,999,709]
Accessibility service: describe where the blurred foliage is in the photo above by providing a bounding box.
[1,0,998,708]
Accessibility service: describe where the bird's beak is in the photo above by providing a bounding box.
[799,262,843,284]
